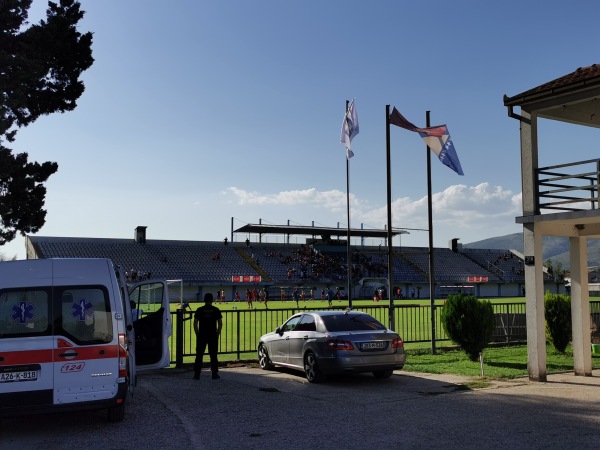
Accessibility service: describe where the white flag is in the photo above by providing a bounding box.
[340,100,359,159]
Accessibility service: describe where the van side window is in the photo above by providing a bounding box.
[58,287,113,345]
[0,289,51,338]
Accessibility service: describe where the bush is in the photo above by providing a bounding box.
[441,293,495,362]
[544,292,572,353]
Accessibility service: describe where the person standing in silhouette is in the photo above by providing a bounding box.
[193,293,223,380]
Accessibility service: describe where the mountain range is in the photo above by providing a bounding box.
[464,233,600,270]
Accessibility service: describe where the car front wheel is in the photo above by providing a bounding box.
[304,352,325,383]
[258,343,274,370]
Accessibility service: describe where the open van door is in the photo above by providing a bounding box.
[127,281,172,371]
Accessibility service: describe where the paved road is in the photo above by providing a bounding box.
[2,367,599,449]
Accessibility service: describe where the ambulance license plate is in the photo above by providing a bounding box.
[0,364,40,382]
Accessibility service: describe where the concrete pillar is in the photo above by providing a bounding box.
[569,236,592,376]
[524,223,547,381]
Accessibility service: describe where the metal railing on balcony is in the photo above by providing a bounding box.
[537,158,600,212]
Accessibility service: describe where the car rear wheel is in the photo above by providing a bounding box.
[107,403,125,422]
[258,343,274,370]
[373,369,394,379]
[304,352,325,383]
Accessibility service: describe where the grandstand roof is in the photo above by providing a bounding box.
[233,223,408,239]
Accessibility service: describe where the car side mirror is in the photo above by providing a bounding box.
[275,326,282,334]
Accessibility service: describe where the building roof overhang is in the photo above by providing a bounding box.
[504,64,600,128]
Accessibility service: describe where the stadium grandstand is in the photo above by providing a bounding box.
[24,225,563,303]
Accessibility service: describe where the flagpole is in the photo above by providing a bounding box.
[426,110,436,355]
[385,105,395,331]
[345,100,352,309]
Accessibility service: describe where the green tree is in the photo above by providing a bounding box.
[544,292,572,353]
[441,293,496,361]
[0,0,93,245]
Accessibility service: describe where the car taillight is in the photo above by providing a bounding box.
[118,334,128,379]
[392,337,404,349]
[327,339,354,350]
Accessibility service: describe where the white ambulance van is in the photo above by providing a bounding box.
[0,258,171,422]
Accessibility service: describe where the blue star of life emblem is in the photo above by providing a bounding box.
[11,301,35,324]
[72,299,93,321]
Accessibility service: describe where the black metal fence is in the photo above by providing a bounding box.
[168,300,589,366]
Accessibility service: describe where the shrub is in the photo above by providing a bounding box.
[441,293,495,362]
[544,292,572,353]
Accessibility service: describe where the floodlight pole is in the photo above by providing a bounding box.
[426,111,436,355]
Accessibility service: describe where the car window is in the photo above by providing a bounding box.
[0,288,51,338]
[321,313,386,332]
[280,315,302,332]
[58,286,113,345]
[295,314,316,332]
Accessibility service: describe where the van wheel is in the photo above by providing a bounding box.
[107,403,125,422]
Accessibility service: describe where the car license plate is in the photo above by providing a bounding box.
[361,342,385,351]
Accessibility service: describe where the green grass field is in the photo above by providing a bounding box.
[404,344,600,378]
[177,296,528,312]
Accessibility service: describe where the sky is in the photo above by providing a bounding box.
[2,0,600,260]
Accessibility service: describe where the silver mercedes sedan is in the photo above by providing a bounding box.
[257,310,406,382]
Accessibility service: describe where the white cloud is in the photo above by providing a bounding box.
[226,186,360,212]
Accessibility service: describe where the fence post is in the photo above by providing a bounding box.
[236,309,241,360]
[176,309,184,368]
[505,303,510,343]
